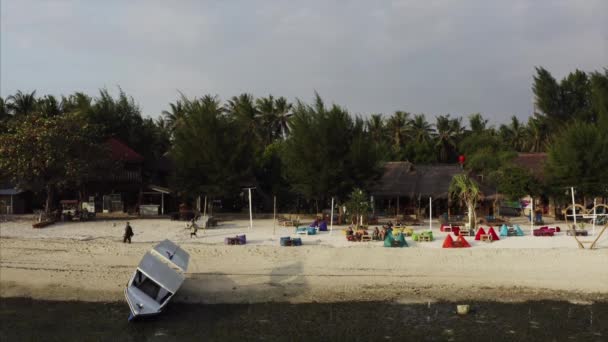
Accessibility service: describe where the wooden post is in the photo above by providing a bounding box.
[203,196,207,217]
[161,193,164,215]
[592,198,596,236]
[571,187,577,229]
[429,197,432,232]
[273,195,276,235]
[248,188,253,230]
[530,196,534,234]
[330,197,334,235]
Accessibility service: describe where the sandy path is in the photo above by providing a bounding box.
[1,221,607,303]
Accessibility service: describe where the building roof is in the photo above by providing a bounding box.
[511,153,547,179]
[0,188,24,196]
[371,161,498,199]
[107,138,144,163]
[371,162,463,198]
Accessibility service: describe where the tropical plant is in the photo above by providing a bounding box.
[545,121,608,197]
[344,188,370,227]
[386,111,411,159]
[162,99,186,134]
[6,90,37,116]
[449,173,481,230]
[435,114,463,162]
[410,114,434,144]
[468,113,488,134]
[0,112,110,215]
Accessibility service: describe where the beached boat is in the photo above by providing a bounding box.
[125,239,189,321]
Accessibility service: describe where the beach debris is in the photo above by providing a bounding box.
[457,304,470,315]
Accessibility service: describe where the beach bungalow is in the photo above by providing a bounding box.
[370,161,499,220]
[0,184,32,214]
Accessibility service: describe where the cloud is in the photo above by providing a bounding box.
[1,0,606,124]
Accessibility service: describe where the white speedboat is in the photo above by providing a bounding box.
[125,239,189,321]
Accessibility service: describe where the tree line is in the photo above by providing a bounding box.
[1,67,607,214]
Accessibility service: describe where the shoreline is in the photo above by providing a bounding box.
[2,218,607,305]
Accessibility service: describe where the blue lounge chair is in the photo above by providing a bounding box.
[396,233,408,247]
[515,224,524,236]
[499,224,508,237]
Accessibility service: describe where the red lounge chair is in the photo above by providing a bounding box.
[474,227,487,241]
[452,226,461,236]
[442,235,454,248]
[487,227,500,241]
[455,235,471,248]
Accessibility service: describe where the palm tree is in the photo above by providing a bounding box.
[507,116,526,151]
[274,96,292,140]
[61,92,92,114]
[410,114,434,144]
[162,100,186,133]
[37,95,63,117]
[525,116,548,152]
[256,95,294,142]
[449,173,481,230]
[366,114,385,142]
[435,114,462,162]
[225,93,262,142]
[386,111,411,158]
[468,113,488,134]
[7,90,37,116]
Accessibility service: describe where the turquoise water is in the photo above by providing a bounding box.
[1,298,606,341]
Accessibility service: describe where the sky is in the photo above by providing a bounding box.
[1,0,607,124]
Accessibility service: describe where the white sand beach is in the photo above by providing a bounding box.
[1,217,607,304]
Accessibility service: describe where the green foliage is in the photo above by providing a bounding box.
[489,166,539,200]
[545,121,608,197]
[281,94,383,202]
[171,95,244,197]
[435,114,464,162]
[0,112,110,212]
[344,188,370,226]
[449,173,481,228]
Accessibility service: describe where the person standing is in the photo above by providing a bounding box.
[190,219,199,238]
[123,222,134,243]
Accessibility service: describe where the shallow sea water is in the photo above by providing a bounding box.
[1,298,606,341]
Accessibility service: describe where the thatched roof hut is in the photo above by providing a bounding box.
[371,162,499,200]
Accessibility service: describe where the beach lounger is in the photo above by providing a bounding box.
[295,227,308,235]
[499,224,508,237]
[474,227,486,241]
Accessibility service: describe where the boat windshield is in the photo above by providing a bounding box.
[132,270,173,305]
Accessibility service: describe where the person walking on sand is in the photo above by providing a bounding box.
[123,222,134,243]
[190,218,199,238]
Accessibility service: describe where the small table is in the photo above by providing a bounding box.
[480,234,492,242]
[459,230,471,236]
[361,235,372,242]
